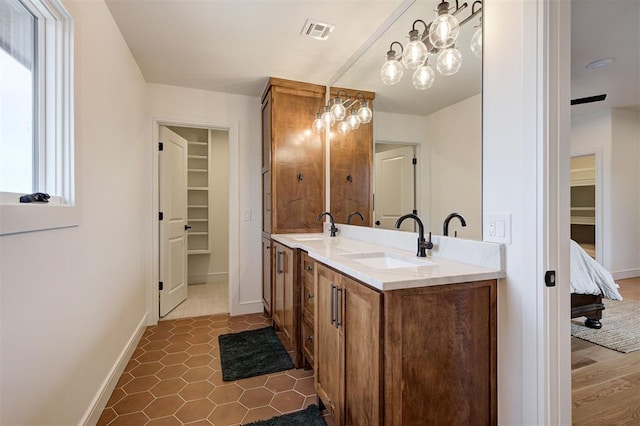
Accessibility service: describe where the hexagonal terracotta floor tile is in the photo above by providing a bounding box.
[122,376,160,394]
[182,366,214,383]
[270,390,306,413]
[175,398,215,423]
[208,402,248,426]
[293,376,315,396]
[160,352,190,366]
[130,361,163,377]
[239,387,274,408]
[156,364,189,380]
[150,378,187,397]
[265,374,296,392]
[241,406,281,424]
[145,416,182,426]
[113,391,154,415]
[179,381,215,401]
[109,411,149,426]
[236,374,268,390]
[209,384,244,405]
[136,349,167,363]
[185,354,213,368]
[143,395,185,419]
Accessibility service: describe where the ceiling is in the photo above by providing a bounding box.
[106,0,640,116]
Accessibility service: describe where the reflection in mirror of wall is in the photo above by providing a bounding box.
[331,0,483,240]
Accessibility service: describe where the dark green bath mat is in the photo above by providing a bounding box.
[218,326,294,381]
[243,404,325,426]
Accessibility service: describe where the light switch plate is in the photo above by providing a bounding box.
[243,208,252,221]
[485,213,511,244]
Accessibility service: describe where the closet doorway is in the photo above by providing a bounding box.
[159,125,230,320]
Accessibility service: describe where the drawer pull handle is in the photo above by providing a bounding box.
[305,265,313,272]
[306,293,314,299]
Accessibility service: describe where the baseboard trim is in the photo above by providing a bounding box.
[232,300,263,316]
[188,272,229,284]
[612,269,640,280]
[82,313,148,425]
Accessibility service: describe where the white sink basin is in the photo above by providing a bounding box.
[340,252,435,269]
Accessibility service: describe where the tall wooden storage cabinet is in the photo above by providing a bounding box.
[329,87,374,226]
[262,78,326,365]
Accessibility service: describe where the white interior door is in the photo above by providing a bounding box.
[374,145,416,230]
[159,126,188,317]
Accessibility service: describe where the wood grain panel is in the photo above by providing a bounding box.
[342,275,382,426]
[384,281,497,426]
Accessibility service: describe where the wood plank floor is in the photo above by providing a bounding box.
[572,277,640,425]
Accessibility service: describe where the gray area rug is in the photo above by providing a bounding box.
[571,299,640,353]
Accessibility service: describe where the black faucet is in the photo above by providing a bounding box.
[395,213,433,257]
[346,211,365,224]
[443,212,467,236]
[317,211,338,237]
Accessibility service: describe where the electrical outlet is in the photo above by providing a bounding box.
[485,213,511,244]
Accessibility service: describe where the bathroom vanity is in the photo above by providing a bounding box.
[271,226,504,426]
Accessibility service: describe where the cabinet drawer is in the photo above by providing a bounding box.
[301,252,314,282]
[301,317,314,365]
[302,276,315,319]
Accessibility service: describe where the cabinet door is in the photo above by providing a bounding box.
[273,242,285,329]
[282,244,295,344]
[342,275,382,426]
[261,238,272,314]
[314,263,344,423]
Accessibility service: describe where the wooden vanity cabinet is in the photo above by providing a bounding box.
[314,261,497,426]
[329,87,374,227]
[262,237,272,315]
[314,262,382,426]
[272,241,301,367]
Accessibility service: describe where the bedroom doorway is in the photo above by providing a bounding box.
[570,154,597,259]
[158,124,230,320]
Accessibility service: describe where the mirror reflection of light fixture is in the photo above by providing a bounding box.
[312,110,325,133]
[429,1,460,49]
[379,0,481,89]
[412,60,436,90]
[310,92,372,134]
[436,45,462,75]
[402,20,429,69]
[380,41,404,85]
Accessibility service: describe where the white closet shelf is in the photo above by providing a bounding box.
[188,141,208,146]
[188,204,208,208]
[188,249,210,255]
[571,217,595,225]
[188,219,208,222]
[188,187,208,191]
[188,168,208,173]
[188,232,208,236]
[188,155,208,159]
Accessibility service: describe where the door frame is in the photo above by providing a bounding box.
[150,118,238,325]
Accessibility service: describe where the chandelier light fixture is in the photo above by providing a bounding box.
[311,92,372,134]
[379,0,482,90]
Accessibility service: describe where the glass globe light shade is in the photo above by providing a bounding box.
[357,100,373,124]
[312,114,325,133]
[347,110,360,130]
[402,30,428,70]
[470,26,482,58]
[412,63,436,90]
[436,46,462,75]
[321,106,335,127]
[380,57,404,85]
[337,120,350,135]
[330,99,346,121]
[429,12,460,49]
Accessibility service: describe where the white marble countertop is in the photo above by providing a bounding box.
[271,230,505,291]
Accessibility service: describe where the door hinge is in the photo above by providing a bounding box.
[545,270,556,287]
[158,142,164,151]
[412,157,417,165]
[159,211,164,221]
[159,281,164,291]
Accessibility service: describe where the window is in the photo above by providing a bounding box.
[0,0,75,235]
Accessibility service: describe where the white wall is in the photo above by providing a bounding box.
[571,109,640,278]
[425,94,482,240]
[0,0,149,423]
[146,83,262,317]
[374,94,482,240]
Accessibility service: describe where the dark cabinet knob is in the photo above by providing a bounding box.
[305,265,313,272]
[306,293,314,299]
[306,335,313,341]
[375,220,381,226]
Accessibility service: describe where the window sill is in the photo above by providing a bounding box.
[0,203,80,236]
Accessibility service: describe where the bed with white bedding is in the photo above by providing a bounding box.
[570,239,623,329]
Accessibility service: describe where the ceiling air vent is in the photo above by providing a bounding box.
[301,19,335,41]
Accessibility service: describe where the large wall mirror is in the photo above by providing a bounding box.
[331,0,483,240]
